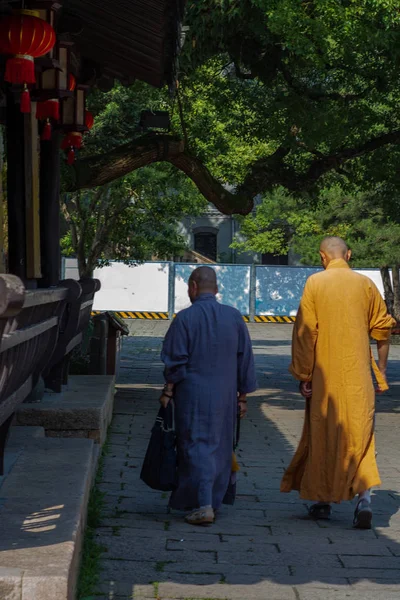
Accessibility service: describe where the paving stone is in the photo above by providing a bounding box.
[339,555,400,569]
[158,581,297,599]
[87,323,400,600]
[297,591,400,600]
[96,580,158,597]
[218,550,341,567]
[99,559,158,584]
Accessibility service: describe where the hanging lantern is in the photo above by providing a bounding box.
[85,110,94,130]
[0,10,56,112]
[60,84,88,132]
[61,131,83,165]
[68,73,76,91]
[34,38,76,141]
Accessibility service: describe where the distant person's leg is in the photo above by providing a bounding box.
[353,489,372,529]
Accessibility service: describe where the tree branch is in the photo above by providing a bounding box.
[69,129,400,216]
[70,134,253,215]
[280,62,371,102]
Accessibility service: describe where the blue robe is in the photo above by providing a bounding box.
[161,293,257,510]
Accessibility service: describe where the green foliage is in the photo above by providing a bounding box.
[179,1,400,197]
[232,187,317,256]
[64,2,400,266]
[76,438,110,599]
[234,184,400,269]
[61,169,205,277]
[61,82,206,276]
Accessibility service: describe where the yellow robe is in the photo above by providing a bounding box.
[280,258,396,502]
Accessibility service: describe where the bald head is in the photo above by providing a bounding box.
[319,236,351,268]
[188,267,218,302]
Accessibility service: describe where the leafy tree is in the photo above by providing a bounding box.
[61,166,205,278]
[234,185,400,319]
[61,83,206,277]
[66,1,400,216]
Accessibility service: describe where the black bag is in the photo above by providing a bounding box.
[140,402,177,491]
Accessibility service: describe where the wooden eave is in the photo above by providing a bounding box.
[59,0,186,87]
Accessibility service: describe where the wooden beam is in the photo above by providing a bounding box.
[25,103,42,279]
[0,127,5,274]
[6,93,27,280]
[39,133,61,287]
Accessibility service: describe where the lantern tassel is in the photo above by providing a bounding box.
[36,99,60,121]
[41,120,52,141]
[67,148,75,165]
[20,86,31,114]
[5,56,35,85]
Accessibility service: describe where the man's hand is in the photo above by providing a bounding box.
[300,381,312,399]
[159,393,172,408]
[238,393,248,418]
[160,383,174,408]
[376,339,390,394]
[375,368,388,394]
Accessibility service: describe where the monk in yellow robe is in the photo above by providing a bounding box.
[281,236,396,529]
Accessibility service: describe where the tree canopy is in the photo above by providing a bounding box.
[61,83,207,277]
[233,183,400,318]
[68,1,400,216]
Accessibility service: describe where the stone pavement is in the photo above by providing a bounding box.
[94,321,400,600]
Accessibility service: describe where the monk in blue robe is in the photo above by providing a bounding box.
[160,267,257,525]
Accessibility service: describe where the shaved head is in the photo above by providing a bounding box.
[190,266,217,289]
[188,266,218,302]
[320,236,349,258]
[319,236,351,269]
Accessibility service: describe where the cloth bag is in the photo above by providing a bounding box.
[140,402,177,491]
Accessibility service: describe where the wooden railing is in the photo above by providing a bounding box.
[43,278,101,392]
[0,275,69,474]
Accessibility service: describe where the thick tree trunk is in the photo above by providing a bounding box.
[381,266,394,316]
[392,265,400,322]
[70,134,253,215]
[77,248,88,280]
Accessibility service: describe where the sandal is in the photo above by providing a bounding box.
[185,507,215,526]
[308,503,332,520]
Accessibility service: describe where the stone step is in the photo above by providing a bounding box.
[0,435,98,600]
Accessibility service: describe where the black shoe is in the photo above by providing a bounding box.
[308,503,332,520]
[353,499,372,529]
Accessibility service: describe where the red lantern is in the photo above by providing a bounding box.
[61,131,83,164]
[0,10,55,113]
[68,73,76,91]
[85,110,94,130]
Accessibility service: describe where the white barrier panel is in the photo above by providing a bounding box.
[61,258,386,317]
[256,266,385,316]
[175,264,251,314]
[256,266,320,316]
[92,262,169,312]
